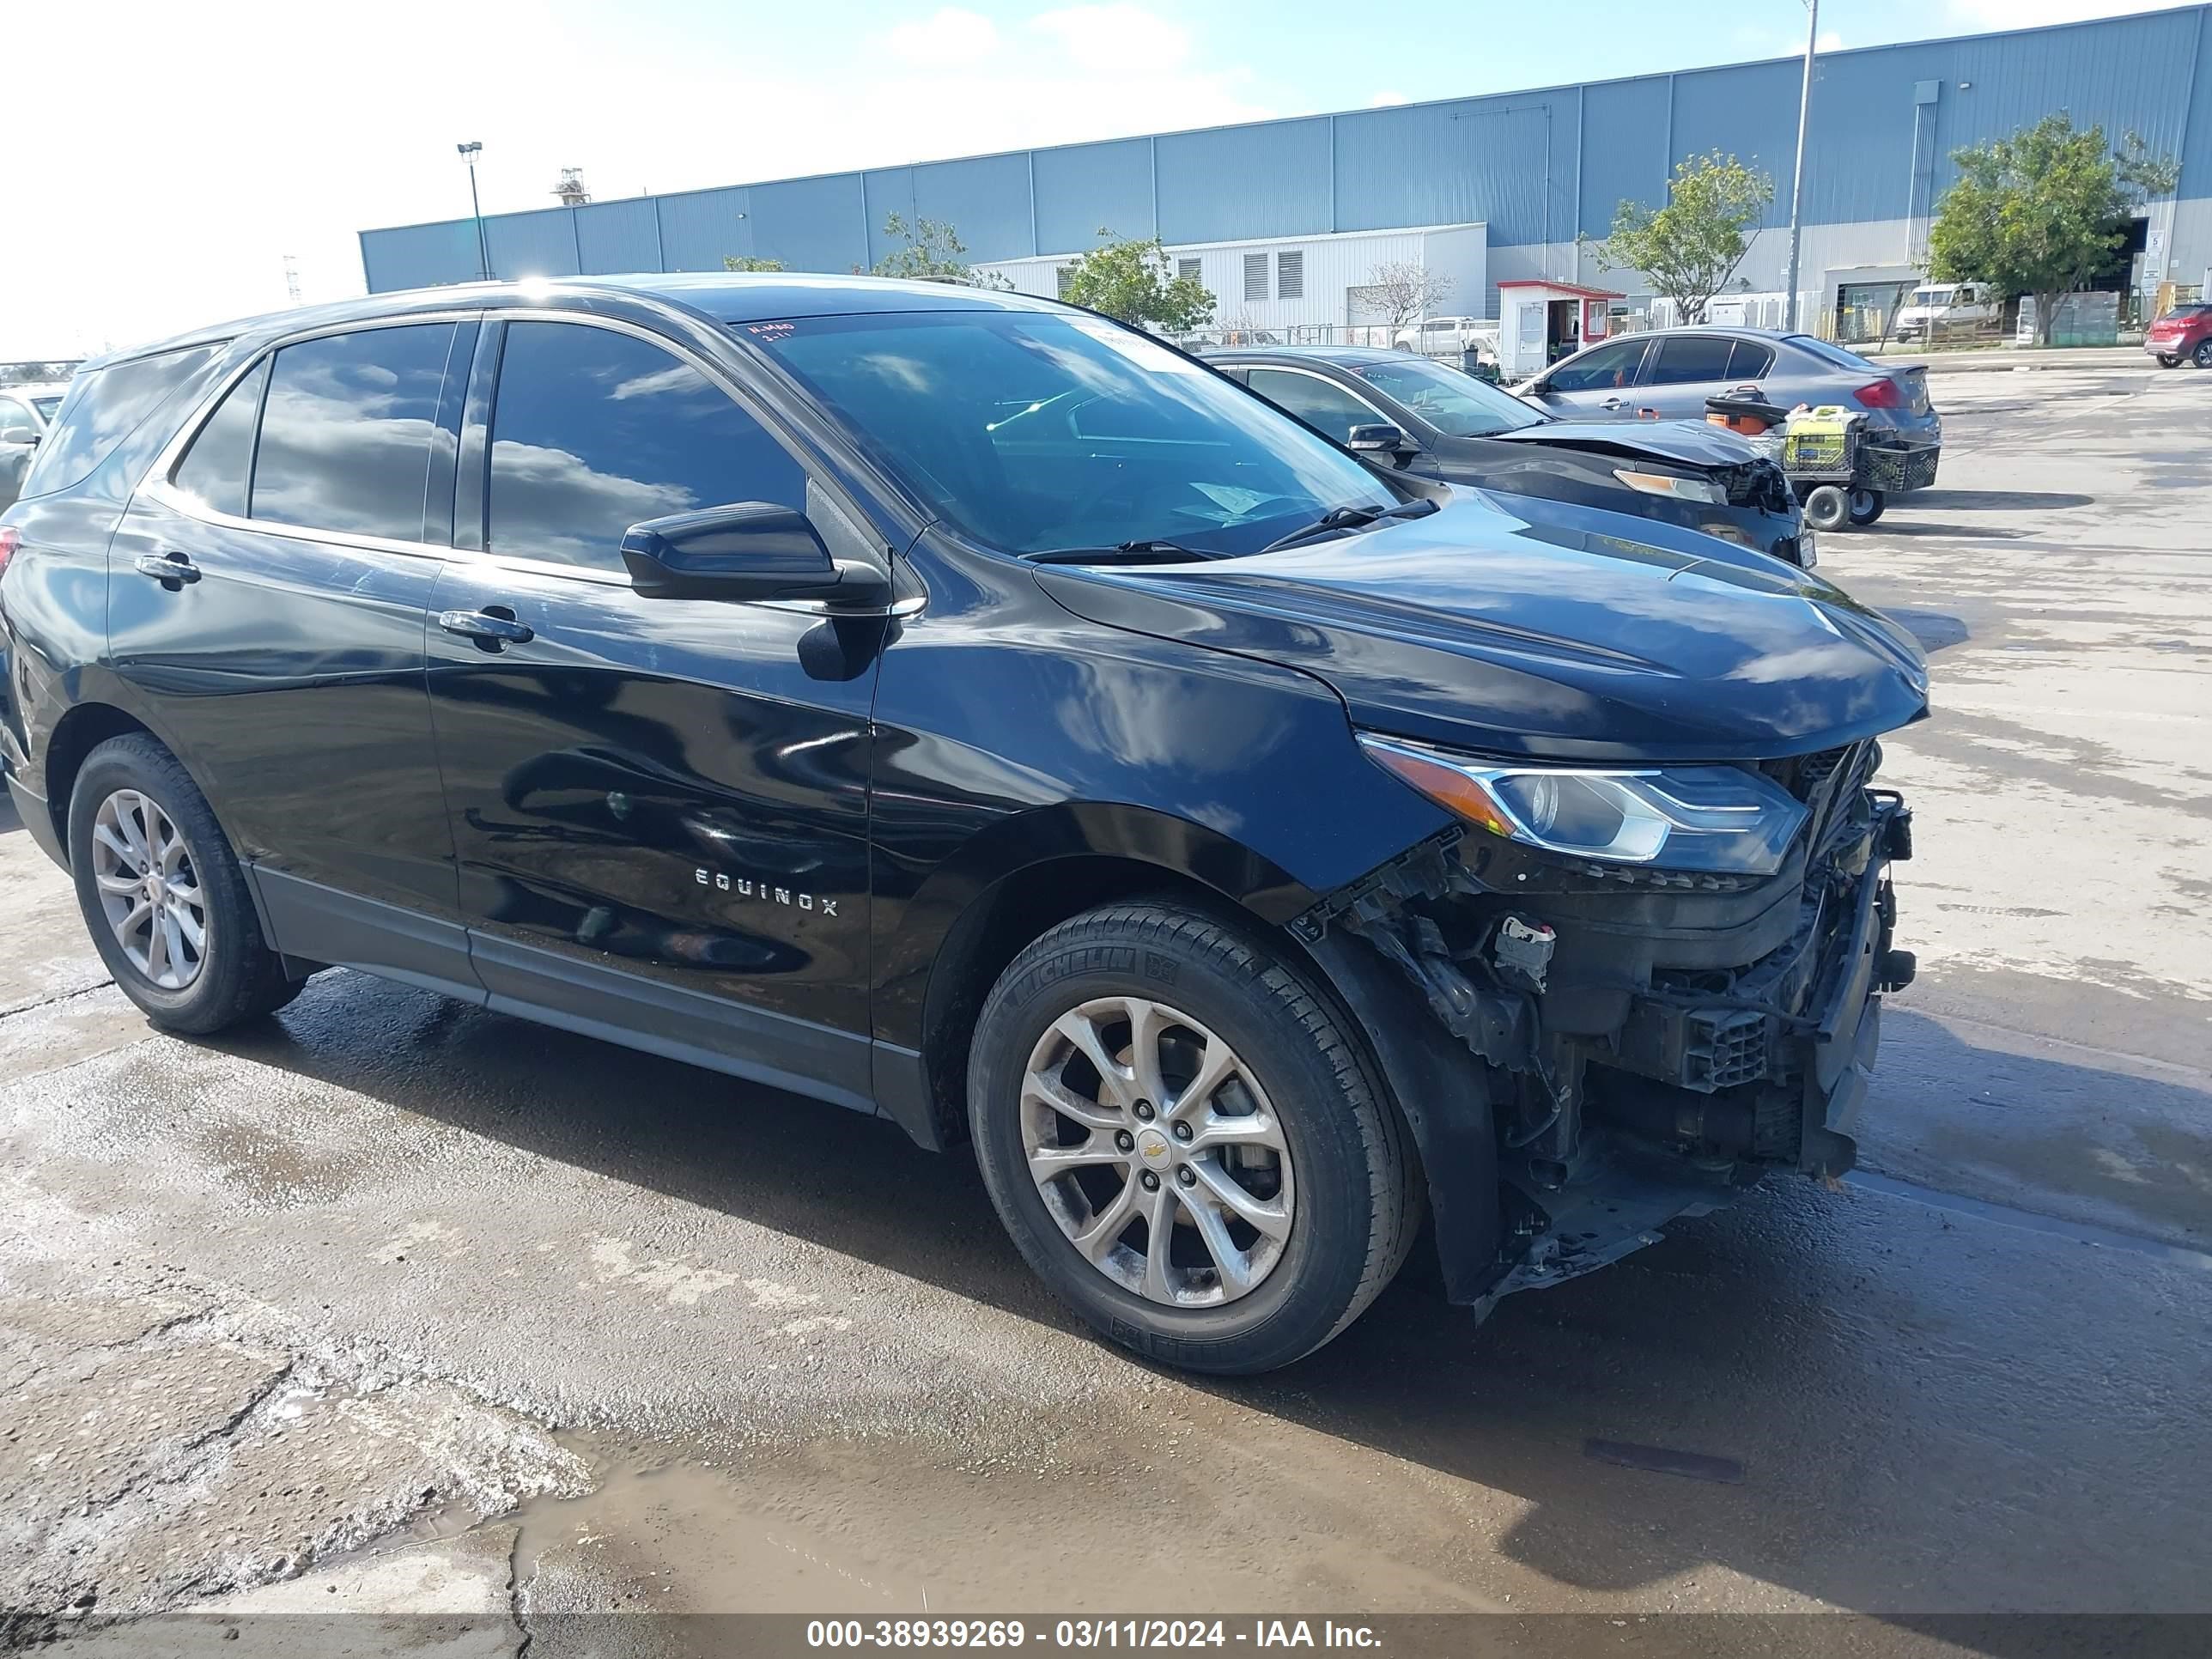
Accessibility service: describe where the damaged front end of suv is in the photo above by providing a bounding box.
[1297,733,1917,1312]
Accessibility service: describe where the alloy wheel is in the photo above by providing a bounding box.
[1021,995,1294,1307]
[89,789,207,990]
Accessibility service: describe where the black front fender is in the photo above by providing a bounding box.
[1304,927,1506,1304]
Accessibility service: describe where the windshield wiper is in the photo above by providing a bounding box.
[1259,497,1437,554]
[1026,540,1216,566]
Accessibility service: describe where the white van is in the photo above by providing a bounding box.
[1394,316,1500,361]
[1893,283,1997,342]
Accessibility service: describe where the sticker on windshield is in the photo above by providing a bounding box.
[1188,483,1272,519]
[1066,317,1201,374]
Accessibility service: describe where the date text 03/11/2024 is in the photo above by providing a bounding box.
[803,1620,1383,1649]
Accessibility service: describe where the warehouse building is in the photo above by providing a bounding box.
[358,6,2212,340]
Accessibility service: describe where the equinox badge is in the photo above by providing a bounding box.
[696,868,837,916]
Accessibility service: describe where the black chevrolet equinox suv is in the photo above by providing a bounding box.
[0,276,1925,1374]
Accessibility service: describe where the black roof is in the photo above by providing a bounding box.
[88,273,1066,370]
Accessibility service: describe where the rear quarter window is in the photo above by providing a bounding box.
[18,343,223,499]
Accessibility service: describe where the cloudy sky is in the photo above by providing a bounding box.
[3,0,2190,358]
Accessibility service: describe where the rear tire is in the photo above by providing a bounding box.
[68,736,303,1035]
[968,902,1416,1375]
[2195,341,2212,369]
[2157,354,2182,368]
[1802,484,1849,532]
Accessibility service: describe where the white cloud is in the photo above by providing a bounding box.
[2,0,1273,360]
[1366,90,1413,108]
[885,6,1000,66]
[1949,0,2192,22]
[1030,4,1194,72]
[1815,28,1844,51]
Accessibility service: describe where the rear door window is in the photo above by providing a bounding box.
[1647,336,1738,386]
[1725,340,1775,380]
[1243,368,1386,441]
[172,360,270,520]
[1545,337,1648,392]
[18,343,222,499]
[485,320,807,575]
[250,325,458,543]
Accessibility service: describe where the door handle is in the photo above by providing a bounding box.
[1600,397,1626,410]
[438,607,534,650]
[134,551,201,586]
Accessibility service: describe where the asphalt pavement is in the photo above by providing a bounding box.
[2,362,2207,1656]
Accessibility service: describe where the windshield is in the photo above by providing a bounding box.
[754,311,1395,557]
[1349,357,1546,437]
[30,395,63,422]
[1907,287,1951,307]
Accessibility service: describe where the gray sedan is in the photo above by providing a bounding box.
[1517,326,1942,448]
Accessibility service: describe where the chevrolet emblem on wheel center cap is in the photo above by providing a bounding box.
[1137,1129,1172,1166]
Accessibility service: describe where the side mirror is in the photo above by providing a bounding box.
[621,503,888,605]
[1346,423,1411,454]
[0,426,35,447]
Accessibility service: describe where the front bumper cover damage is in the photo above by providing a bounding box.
[1296,743,1913,1316]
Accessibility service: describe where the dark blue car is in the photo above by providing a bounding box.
[0,275,1924,1374]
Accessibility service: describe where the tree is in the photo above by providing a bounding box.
[872,214,972,279]
[722,255,786,272]
[868,214,1012,288]
[1059,229,1215,333]
[1356,262,1455,337]
[1592,151,1773,325]
[1929,114,2178,345]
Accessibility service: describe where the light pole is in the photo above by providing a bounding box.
[1782,0,1819,331]
[458,142,491,282]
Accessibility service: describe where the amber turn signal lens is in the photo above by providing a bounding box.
[1364,741,1516,839]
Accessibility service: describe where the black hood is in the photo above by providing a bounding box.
[1034,493,1929,764]
[1487,416,1768,471]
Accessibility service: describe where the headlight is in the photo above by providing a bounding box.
[1612,467,1725,505]
[1358,735,1809,876]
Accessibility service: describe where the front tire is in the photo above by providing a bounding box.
[2195,341,2212,369]
[68,736,302,1035]
[1846,487,1886,526]
[969,902,1416,1375]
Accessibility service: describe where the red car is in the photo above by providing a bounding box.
[2147,302,2212,368]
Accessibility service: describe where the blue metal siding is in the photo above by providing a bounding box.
[1667,60,1803,228]
[750,174,870,273]
[483,208,580,280]
[2184,7,2212,198]
[654,186,755,271]
[1578,76,1673,238]
[1158,118,1331,243]
[863,167,918,267]
[361,7,2212,293]
[1031,138,1152,253]
[360,220,480,291]
[573,198,660,274]
[1336,97,1561,246]
[914,153,1036,261]
[1925,11,2200,201]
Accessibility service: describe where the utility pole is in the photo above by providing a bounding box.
[1783,0,1819,331]
[458,142,491,282]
